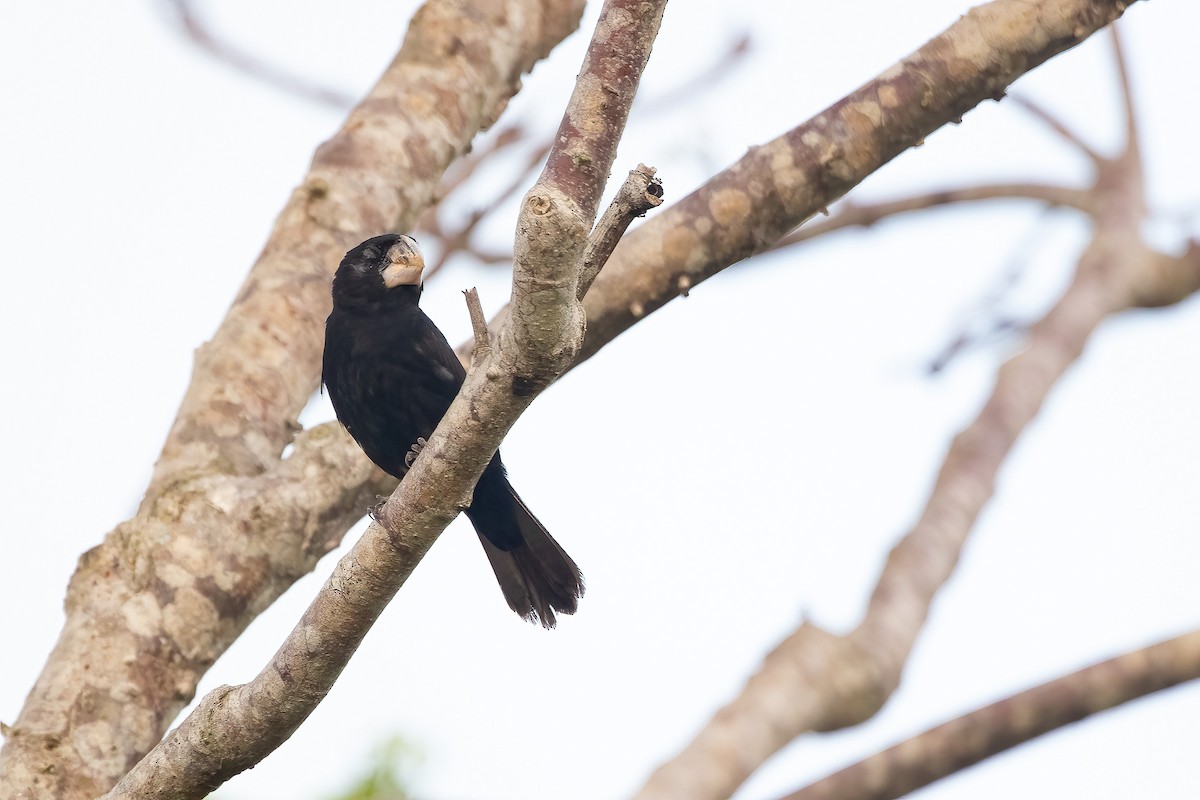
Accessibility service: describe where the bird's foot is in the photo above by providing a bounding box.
[404,437,428,469]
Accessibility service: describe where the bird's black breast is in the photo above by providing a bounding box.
[323,297,467,479]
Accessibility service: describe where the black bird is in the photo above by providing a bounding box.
[322,233,584,628]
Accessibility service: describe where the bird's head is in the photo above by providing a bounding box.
[332,233,425,307]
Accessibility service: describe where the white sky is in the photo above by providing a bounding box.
[2,2,1199,799]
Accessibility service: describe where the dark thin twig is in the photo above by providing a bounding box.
[163,0,355,109]
[1009,94,1103,163]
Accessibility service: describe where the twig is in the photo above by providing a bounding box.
[780,629,1200,800]
[464,288,491,363]
[926,212,1059,374]
[163,0,355,109]
[95,2,665,798]
[1109,25,1140,160]
[1009,94,1104,163]
[577,164,664,300]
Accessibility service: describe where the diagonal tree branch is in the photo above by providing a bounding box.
[630,13,1193,800]
[97,1,668,797]
[417,31,750,280]
[2,3,1157,799]
[780,628,1200,800]
[455,0,1144,368]
[298,0,1151,612]
[0,2,586,798]
[579,164,664,299]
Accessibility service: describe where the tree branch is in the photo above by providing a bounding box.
[464,287,492,362]
[417,31,749,280]
[95,1,666,797]
[0,2,586,798]
[630,8,1177,800]
[578,164,663,300]
[455,0,1137,369]
[577,0,1142,366]
[780,629,1200,800]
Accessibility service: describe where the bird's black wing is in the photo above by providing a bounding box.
[324,304,467,479]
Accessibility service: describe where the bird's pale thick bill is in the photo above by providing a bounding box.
[381,235,425,288]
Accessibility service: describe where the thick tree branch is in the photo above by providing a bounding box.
[781,629,1200,800]
[96,2,666,797]
[300,0,1152,616]
[0,2,586,798]
[577,0,1140,364]
[631,11,1177,800]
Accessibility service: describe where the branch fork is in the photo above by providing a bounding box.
[96,1,668,797]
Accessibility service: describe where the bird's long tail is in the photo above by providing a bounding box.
[474,489,584,629]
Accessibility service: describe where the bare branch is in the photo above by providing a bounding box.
[633,212,1193,800]
[95,2,665,797]
[577,0,1142,366]
[0,2,587,797]
[536,3,666,225]
[464,287,492,363]
[416,126,540,280]
[781,629,1200,800]
[458,0,1140,369]
[629,4,1173,799]
[418,31,749,278]
[1110,25,1141,161]
[164,0,355,109]
[578,164,664,300]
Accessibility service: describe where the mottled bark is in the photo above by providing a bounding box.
[579,0,1141,362]
[1,1,1172,799]
[96,1,666,798]
[0,2,584,797]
